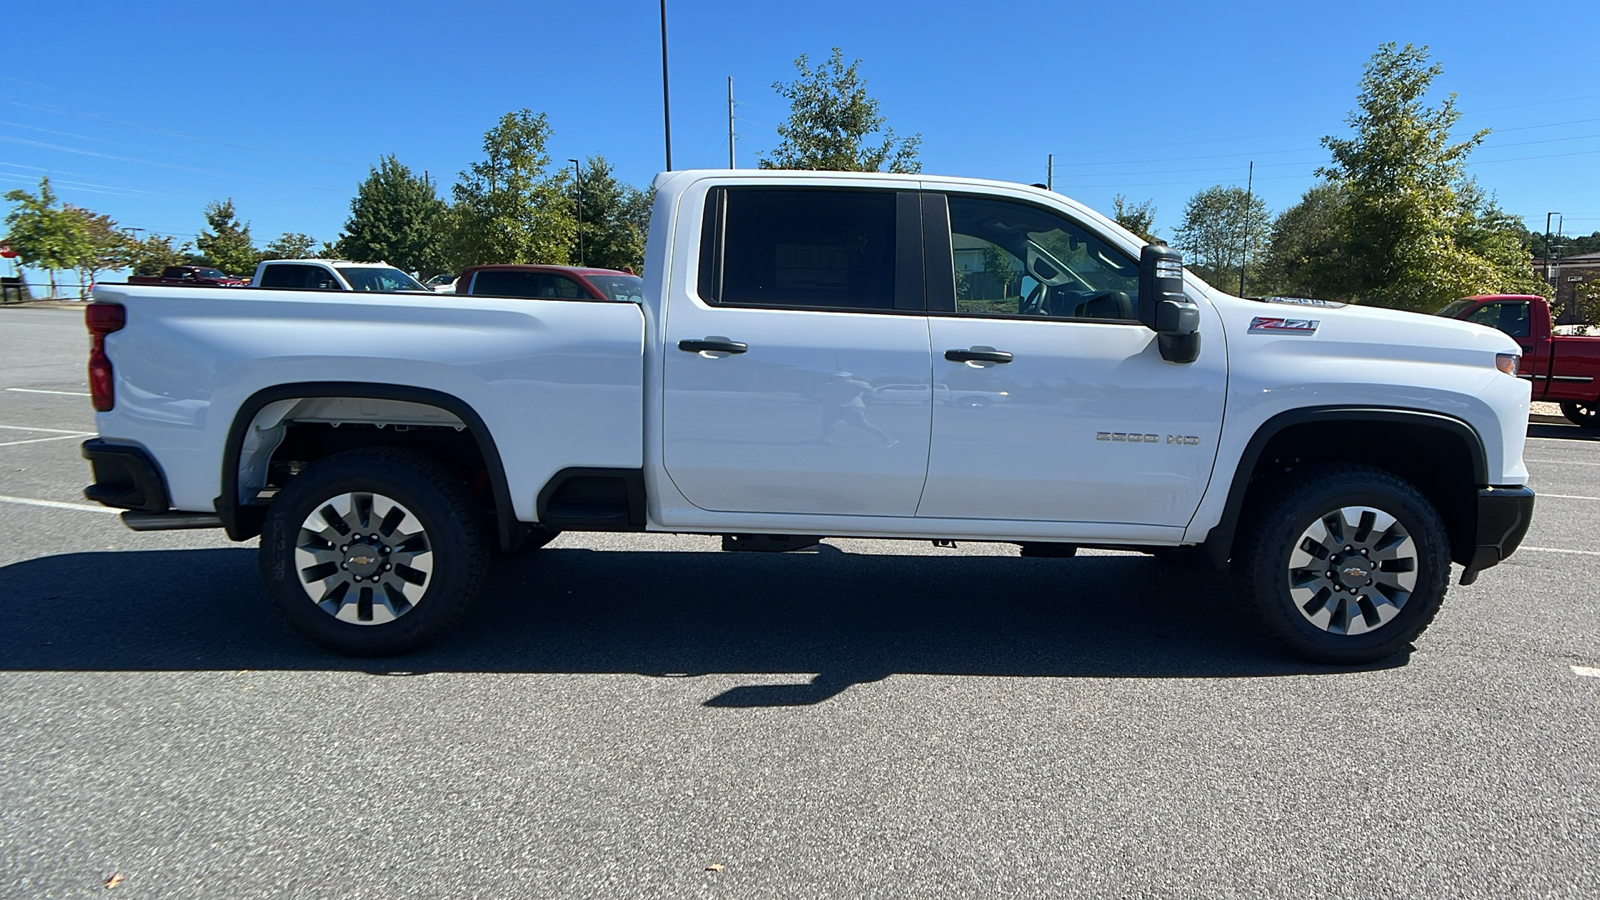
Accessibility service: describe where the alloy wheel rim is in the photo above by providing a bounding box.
[293,491,433,625]
[1286,505,1417,636]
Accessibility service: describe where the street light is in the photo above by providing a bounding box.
[569,159,583,267]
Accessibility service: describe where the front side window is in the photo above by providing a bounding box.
[336,267,425,292]
[946,194,1140,322]
[1465,301,1531,338]
[586,274,645,302]
[701,187,897,311]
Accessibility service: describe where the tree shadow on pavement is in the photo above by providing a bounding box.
[0,545,1406,704]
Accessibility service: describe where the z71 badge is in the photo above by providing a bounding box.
[1249,316,1319,335]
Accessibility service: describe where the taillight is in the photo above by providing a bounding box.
[86,303,125,412]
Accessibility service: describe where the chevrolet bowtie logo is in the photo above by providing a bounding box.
[351,555,376,566]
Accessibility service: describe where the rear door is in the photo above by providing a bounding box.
[660,184,933,517]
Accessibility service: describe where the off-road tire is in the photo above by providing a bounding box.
[259,448,488,656]
[1234,463,1450,664]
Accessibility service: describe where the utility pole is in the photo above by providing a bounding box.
[569,159,583,266]
[728,76,736,168]
[1546,212,1561,284]
[1240,160,1253,296]
[1047,154,1053,191]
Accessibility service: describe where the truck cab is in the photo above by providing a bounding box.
[1440,293,1600,426]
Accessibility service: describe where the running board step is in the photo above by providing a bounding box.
[121,511,224,531]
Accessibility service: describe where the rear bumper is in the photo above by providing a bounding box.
[82,439,169,511]
[1460,485,1535,584]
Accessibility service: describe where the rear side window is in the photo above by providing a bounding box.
[259,264,312,289]
[468,271,589,299]
[698,187,898,311]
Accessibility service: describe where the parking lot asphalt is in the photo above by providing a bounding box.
[2,305,1597,899]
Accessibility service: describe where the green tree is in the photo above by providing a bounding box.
[261,232,319,260]
[451,109,574,268]
[126,233,187,276]
[196,199,259,275]
[1315,43,1540,310]
[2,177,90,298]
[64,206,136,297]
[981,243,1015,298]
[1259,183,1350,298]
[1172,185,1269,292]
[337,155,450,276]
[760,48,921,173]
[1111,194,1158,243]
[570,156,649,273]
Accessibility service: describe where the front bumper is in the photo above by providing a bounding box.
[1459,485,1535,585]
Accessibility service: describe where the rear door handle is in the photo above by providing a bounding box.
[679,338,748,354]
[944,348,1013,364]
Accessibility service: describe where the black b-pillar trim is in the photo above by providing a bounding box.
[920,193,956,314]
[215,382,518,550]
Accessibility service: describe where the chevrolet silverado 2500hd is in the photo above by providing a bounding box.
[81,170,1535,663]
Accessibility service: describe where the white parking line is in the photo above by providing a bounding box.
[1573,666,1600,678]
[0,434,91,448]
[1522,546,1600,557]
[0,423,94,435]
[0,494,119,514]
[1539,493,1600,502]
[1526,458,1600,466]
[5,387,91,397]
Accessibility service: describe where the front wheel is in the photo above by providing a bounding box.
[1560,400,1600,428]
[259,448,488,656]
[1234,464,1450,664]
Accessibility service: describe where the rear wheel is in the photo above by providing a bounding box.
[1560,400,1600,428]
[259,448,487,656]
[1234,464,1450,664]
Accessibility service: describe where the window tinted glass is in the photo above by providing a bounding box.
[711,188,896,310]
[469,270,589,299]
[947,195,1140,322]
[259,264,313,289]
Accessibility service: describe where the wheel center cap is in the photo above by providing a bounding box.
[345,542,383,577]
[1335,555,1370,587]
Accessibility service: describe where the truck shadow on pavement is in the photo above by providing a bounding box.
[0,545,1404,704]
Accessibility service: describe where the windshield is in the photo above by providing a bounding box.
[195,268,229,280]
[586,274,645,302]
[336,267,427,292]
[425,274,455,287]
[1435,300,1472,317]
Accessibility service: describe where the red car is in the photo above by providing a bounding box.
[453,265,643,303]
[127,265,249,287]
[1439,293,1600,426]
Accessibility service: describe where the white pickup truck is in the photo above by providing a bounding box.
[83,170,1534,663]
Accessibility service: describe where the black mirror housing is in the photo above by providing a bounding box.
[1138,244,1201,364]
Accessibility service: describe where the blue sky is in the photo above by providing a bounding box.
[4,0,1597,274]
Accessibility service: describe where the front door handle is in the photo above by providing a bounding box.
[679,338,748,354]
[944,348,1013,364]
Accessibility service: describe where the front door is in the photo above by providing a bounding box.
[661,185,933,517]
[915,191,1227,526]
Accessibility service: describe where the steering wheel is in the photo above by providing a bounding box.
[1022,282,1049,316]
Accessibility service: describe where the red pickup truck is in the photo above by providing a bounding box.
[127,265,249,287]
[1439,294,1600,426]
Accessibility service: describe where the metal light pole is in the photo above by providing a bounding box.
[728,76,736,168]
[660,0,672,171]
[569,159,583,267]
[1240,160,1254,296]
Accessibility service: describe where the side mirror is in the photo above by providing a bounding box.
[1137,244,1201,364]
